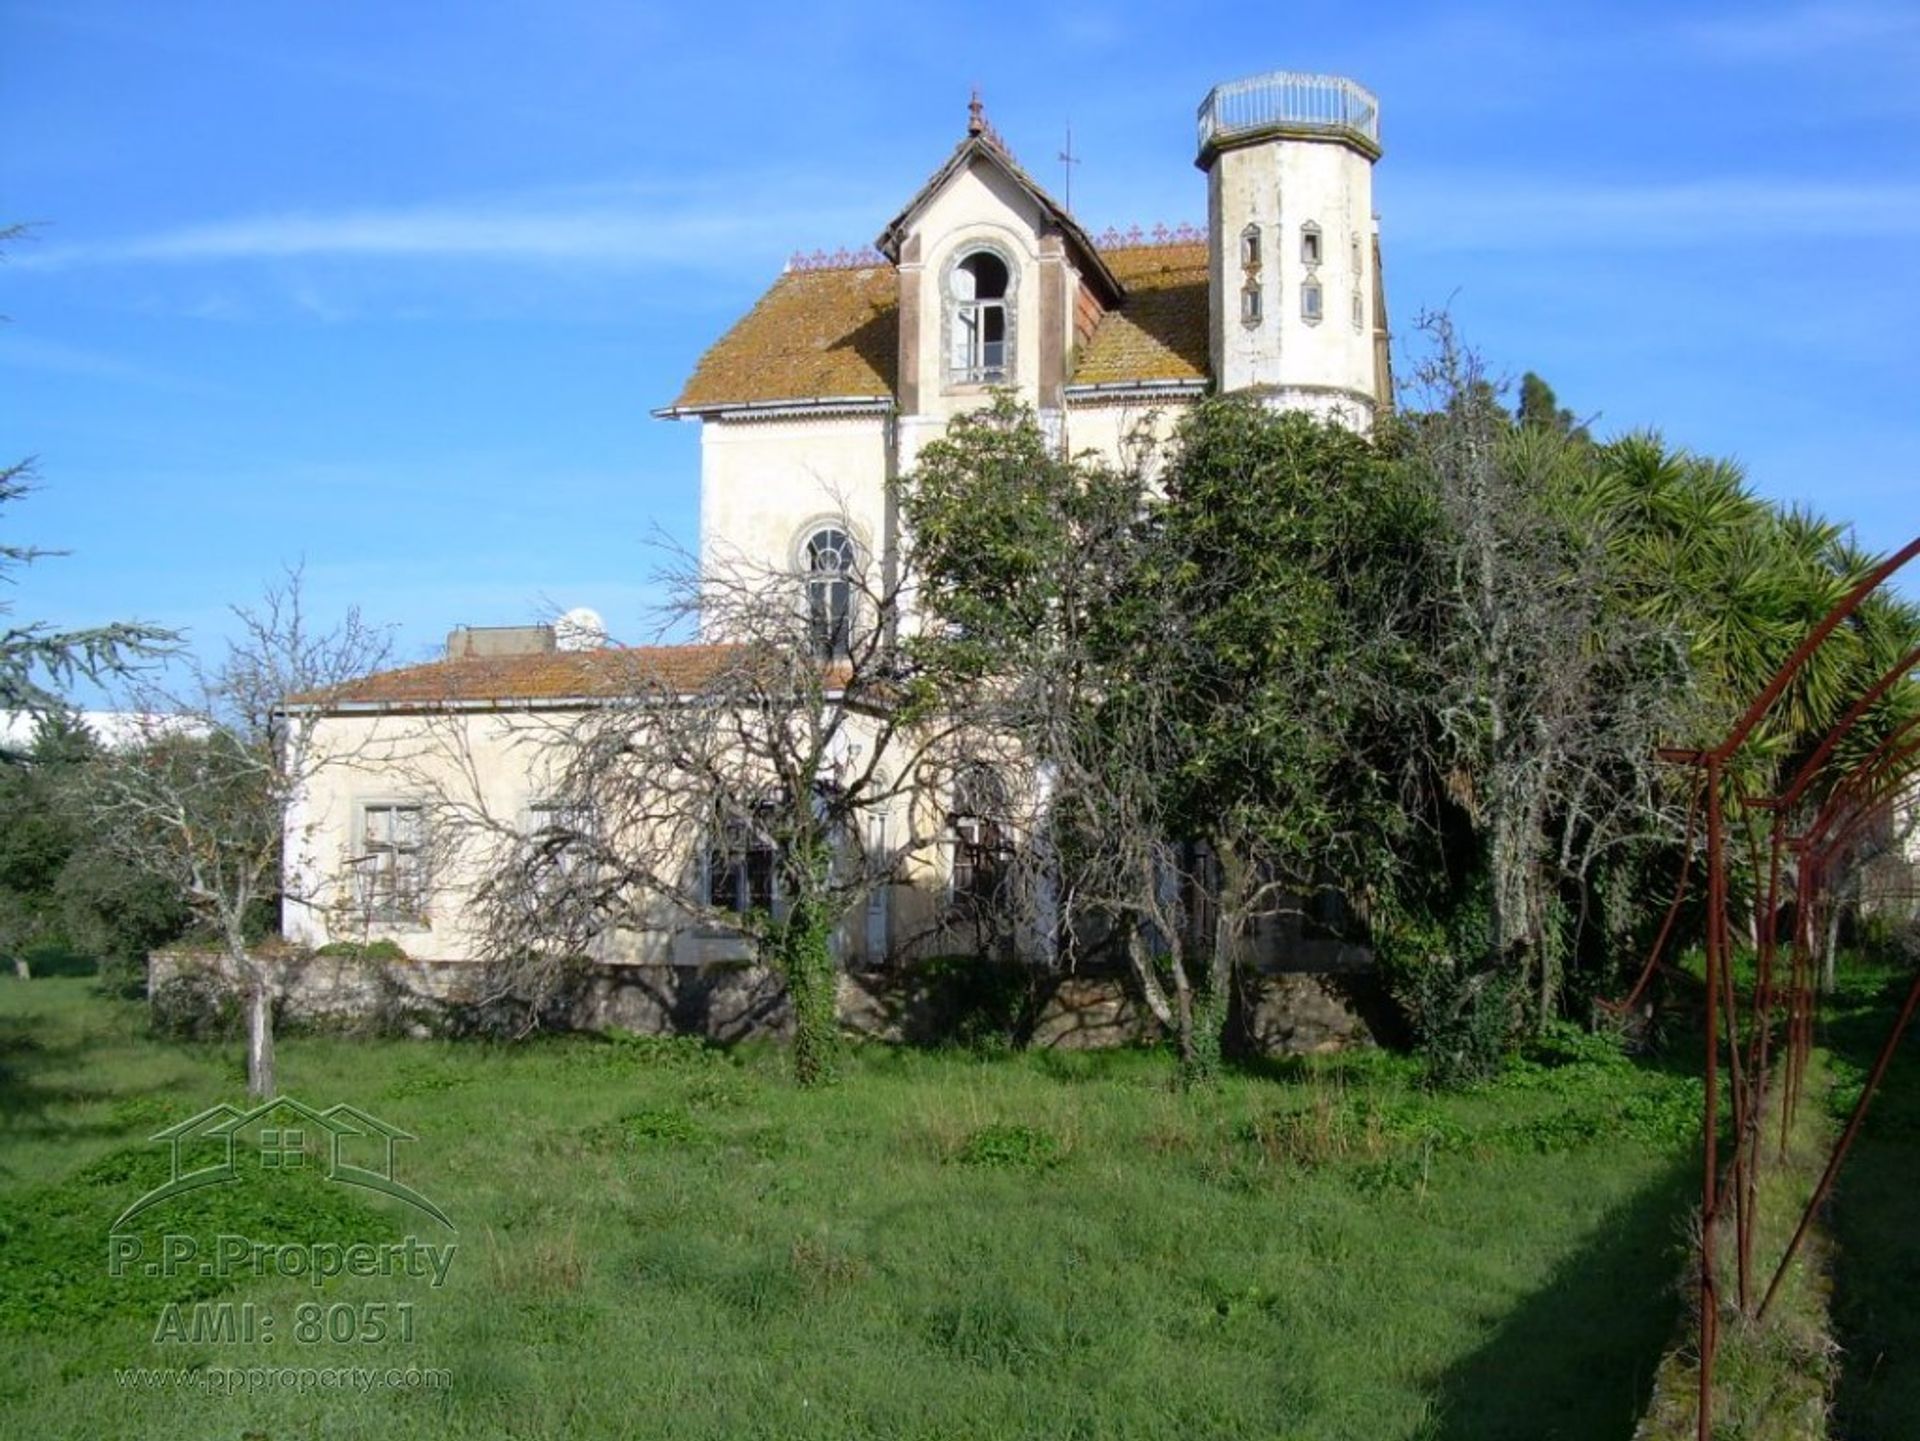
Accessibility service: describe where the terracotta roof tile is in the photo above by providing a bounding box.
[1071,242,1210,385]
[298,645,744,710]
[669,242,1214,410]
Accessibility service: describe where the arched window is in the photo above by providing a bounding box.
[1240,223,1262,270]
[948,249,1011,384]
[949,766,1010,905]
[804,526,854,658]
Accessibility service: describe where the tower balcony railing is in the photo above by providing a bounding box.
[1197,72,1381,158]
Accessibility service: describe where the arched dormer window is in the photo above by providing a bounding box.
[803,526,855,658]
[947,248,1012,385]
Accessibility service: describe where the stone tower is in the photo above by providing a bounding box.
[1198,72,1386,424]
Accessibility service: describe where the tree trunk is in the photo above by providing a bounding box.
[776,871,840,1088]
[1124,928,1177,1031]
[245,977,276,1098]
[1820,901,1842,996]
[233,927,275,1098]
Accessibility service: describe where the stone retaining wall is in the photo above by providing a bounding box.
[149,948,1382,1053]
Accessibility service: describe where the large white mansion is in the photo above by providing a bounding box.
[282,72,1394,976]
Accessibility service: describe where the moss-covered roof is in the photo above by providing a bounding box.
[669,242,1211,411]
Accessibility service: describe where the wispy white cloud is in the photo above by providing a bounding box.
[0,333,222,393]
[1392,175,1920,250]
[18,177,894,275]
[1676,2,1920,61]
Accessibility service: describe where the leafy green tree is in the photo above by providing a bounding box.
[903,398,1206,1059]
[1515,372,1586,441]
[0,713,190,979]
[1141,399,1432,1072]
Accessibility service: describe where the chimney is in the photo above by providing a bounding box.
[445,625,556,660]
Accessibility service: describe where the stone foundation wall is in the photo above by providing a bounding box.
[148,949,1382,1054]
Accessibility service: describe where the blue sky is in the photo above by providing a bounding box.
[3,1,1917,680]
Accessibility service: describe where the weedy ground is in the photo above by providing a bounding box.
[1617,961,1919,1441]
[0,975,1723,1440]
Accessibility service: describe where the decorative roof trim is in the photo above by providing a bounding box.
[1092,223,1207,250]
[785,247,891,272]
[653,396,896,422]
[1063,378,1208,404]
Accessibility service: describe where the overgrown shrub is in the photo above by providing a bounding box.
[1398,958,1519,1087]
[313,938,410,961]
[910,955,1044,1052]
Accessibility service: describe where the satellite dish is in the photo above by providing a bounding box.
[554,607,608,651]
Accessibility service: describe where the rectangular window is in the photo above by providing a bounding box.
[529,801,596,887]
[1301,226,1322,266]
[1301,280,1323,323]
[707,815,778,916]
[950,814,1010,905]
[953,301,1007,383]
[355,803,427,924]
[1240,282,1262,326]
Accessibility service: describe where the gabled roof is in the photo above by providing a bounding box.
[294,645,745,711]
[873,130,1124,306]
[666,239,1211,412]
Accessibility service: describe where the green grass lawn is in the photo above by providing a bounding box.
[0,976,1705,1441]
[1827,968,1920,1440]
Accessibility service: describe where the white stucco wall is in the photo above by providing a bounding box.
[1061,398,1195,483]
[698,413,892,609]
[285,709,612,961]
[1207,133,1377,417]
[286,702,977,969]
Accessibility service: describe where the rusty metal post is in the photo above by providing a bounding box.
[1698,752,1723,1440]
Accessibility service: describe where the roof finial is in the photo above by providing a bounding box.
[967,88,985,137]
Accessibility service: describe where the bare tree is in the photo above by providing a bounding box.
[421,522,966,1085]
[1397,314,1691,1025]
[88,571,390,1096]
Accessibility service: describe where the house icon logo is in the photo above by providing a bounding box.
[113,1095,453,1231]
